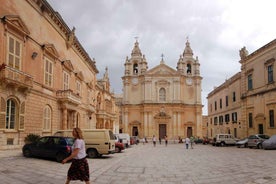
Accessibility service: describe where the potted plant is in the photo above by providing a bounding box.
[24,133,40,144]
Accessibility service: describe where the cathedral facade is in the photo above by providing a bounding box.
[121,40,203,140]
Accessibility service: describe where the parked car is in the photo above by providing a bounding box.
[115,133,130,148]
[22,136,74,162]
[213,134,237,146]
[202,137,210,145]
[55,129,116,158]
[247,134,270,149]
[262,135,276,150]
[115,141,125,153]
[236,138,248,148]
[194,138,203,144]
[130,136,139,145]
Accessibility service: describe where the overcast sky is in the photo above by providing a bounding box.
[47,0,276,115]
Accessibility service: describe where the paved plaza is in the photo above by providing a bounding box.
[0,142,276,184]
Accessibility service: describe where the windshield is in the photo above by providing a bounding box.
[259,135,270,139]
[109,131,115,140]
[65,137,75,146]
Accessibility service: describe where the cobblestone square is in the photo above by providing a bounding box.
[0,143,276,184]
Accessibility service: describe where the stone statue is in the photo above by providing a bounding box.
[239,46,248,60]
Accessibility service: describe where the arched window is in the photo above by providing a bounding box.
[6,99,17,129]
[187,63,192,74]
[43,105,52,130]
[133,63,138,74]
[159,88,166,101]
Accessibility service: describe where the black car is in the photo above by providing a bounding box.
[22,136,74,162]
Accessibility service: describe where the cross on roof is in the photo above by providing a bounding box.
[161,53,164,60]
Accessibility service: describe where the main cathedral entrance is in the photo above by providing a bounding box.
[159,124,167,139]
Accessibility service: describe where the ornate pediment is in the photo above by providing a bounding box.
[154,107,171,119]
[156,79,170,86]
[3,15,30,36]
[86,81,93,89]
[154,111,171,119]
[146,64,177,76]
[42,44,59,59]
[62,60,74,72]
[75,71,84,81]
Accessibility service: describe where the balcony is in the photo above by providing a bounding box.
[0,64,33,92]
[86,104,95,113]
[56,89,81,106]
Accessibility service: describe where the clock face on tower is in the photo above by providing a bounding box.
[132,77,138,85]
[186,78,193,85]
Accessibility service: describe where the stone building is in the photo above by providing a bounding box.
[207,73,242,138]
[95,67,118,133]
[121,40,203,140]
[0,0,117,149]
[207,40,276,139]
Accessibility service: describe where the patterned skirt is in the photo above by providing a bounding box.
[67,157,90,181]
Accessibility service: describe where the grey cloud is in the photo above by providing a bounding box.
[47,0,276,114]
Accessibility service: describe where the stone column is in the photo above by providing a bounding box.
[144,112,147,137]
[62,108,67,130]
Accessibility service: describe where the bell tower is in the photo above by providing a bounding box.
[122,39,148,103]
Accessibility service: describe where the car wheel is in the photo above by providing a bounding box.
[23,148,32,157]
[87,149,98,158]
[257,144,263,149]
[56,152,66,163]
[244,143,248,148]
[115,146,121,153]
[220,142,225,147]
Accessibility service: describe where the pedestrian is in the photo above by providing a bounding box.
[152,135,156,147]
[164,135,168,146]
[185,137,190,149]
[190,136,194,149]
[159,137,162,144]
[62,128,90,184]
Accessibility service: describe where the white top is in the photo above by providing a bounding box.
[72,139,86,159]
[185,137,190,144]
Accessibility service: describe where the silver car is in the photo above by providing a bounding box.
[247,134,270,149]
[263,135,276,150]
[236,138,248,148]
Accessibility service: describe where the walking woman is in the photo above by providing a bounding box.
[62,128,90,184]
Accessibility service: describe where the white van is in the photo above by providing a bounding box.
[54,129,116,158]
[213,134,237,146]
[115,133,130,148]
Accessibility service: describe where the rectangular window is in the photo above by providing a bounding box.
[248,74,253,90]
[214,117,218,125]
[44,58,53,87]
[225,96,228,107]
[215,101,217,111]
[225,114,230,123]
[232,112,237,122]
[219,116,223,125]
[76,80,81,96]
[63,71,69,90]
[268,65,274,83]
[248,113,253,128]
[233,92,236,102]
[269,110,274,128]
[8,35,21,70]
[219,99,222,109]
